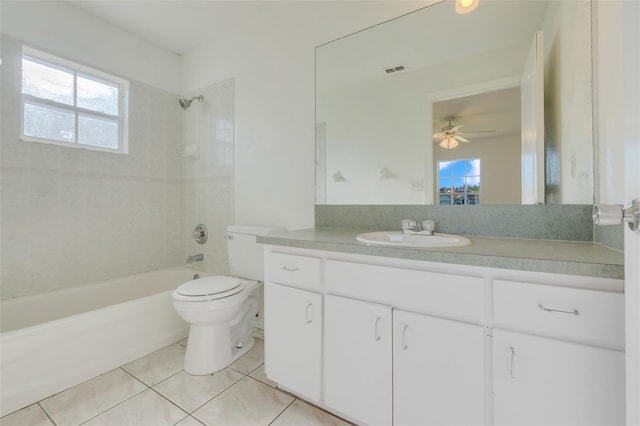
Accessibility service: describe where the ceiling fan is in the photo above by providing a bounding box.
[433,116,496,149]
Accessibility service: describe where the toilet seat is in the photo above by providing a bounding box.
[173,276,244,302]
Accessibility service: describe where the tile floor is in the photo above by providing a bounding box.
[1,337,351,426]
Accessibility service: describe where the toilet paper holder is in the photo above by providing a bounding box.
[593,199,640,232]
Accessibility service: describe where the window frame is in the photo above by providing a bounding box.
[20,46,129,154]
[437,158,481,205]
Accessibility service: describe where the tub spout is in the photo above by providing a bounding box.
[186,254,203,264]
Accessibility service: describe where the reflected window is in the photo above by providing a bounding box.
[438,159,480,205]
[21,47,129,153]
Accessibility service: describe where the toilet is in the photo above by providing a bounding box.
[172,225,279,375]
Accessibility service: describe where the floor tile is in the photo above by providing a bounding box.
[0,404,54,426]
[174,416,205,426]
[192,376,293,426]
[229,339,264,374]
[177,338,188,347]
[122,343,185,386]
[39,368,146,426]
[272,399,352,426]
[249,364,277,388]
[83,389,187,426]
[153,368,244,413]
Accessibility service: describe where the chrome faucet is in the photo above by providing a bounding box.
[186,253,204,264]
[401,219,436,236]
[401,220,419,233]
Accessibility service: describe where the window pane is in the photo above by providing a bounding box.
[78,114,118,149]
[22,58,74,105]
[24,102,75,142]
[451,160,466,176]
[77,75,118,115]
[467,159,480,175]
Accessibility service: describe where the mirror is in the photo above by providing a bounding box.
[316,0,594,205]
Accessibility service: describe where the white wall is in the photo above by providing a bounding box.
[179,1,428,230]
[0,35,182,299]
[592,1,626,206]
[542,0,594,204]
[0,1,181,94]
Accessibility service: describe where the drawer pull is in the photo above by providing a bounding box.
[374,317,382,342]
[401,324,408,350]
[510,346,516,379]
[281,266,299,272]
[305,303,313,324]
[538,304,580,316]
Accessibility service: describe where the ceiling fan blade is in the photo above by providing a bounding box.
[455,135,470,143]
[451,124,464,131]
[433,132,446,139]
[463,129,497,133]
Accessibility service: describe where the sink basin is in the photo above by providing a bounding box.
[356,231,471,248]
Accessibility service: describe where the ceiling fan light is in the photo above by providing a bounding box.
[455,0,479,14]
[439,137,459,149]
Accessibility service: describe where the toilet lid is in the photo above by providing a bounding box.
[176,276,243,300]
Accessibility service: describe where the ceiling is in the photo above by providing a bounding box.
[66,0,429,56]
[433,87,521,143]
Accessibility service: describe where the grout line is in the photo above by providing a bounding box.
[119,366,155,388]
[267,398,296,426]
[76,387,150,425]
[186,370,246,415]
[37,402,58,426]
[149,387,190,417]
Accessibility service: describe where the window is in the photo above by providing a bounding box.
[438,159,480,205]
[21,47,128,153]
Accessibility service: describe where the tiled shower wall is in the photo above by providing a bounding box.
[179,80,235,276]
[0,36,184,299]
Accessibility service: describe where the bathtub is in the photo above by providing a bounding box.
[0,268,198,417]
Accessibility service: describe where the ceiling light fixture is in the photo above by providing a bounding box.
[455,0,479,14]
[439,137,460,149]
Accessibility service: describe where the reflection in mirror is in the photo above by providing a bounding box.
[316,0,594,205]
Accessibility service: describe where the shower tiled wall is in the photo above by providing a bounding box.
[179,79,235,276]
[0,36,182,299]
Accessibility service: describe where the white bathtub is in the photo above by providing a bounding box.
[0,268,198,416]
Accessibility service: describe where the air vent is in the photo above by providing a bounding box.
[384,65,406,74]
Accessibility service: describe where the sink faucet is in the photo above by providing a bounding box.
[401,219,436,236]
[401,220,419,234]
[186,253,204,264]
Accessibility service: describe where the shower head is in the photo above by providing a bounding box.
[178,95,204,110]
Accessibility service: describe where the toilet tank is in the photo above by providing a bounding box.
[227,225,283,281]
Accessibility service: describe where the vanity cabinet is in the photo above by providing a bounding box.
[264,252,323,402]
[493,329,625,425]
[492,280,626,426]
[324,295,392,425]
[263,246,625,426]
[393,309,484,426]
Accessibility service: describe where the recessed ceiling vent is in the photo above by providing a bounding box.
[384,65,406,74]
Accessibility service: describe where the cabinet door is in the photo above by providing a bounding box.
[393,310,485,426]
[324,295,392,425]
[264,283,322,402]
[493,329,625,426]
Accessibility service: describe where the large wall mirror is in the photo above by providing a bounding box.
[316,0,594,205]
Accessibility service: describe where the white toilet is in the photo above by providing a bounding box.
[172,225,278,375]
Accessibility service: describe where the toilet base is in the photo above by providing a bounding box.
[183,324,256,375]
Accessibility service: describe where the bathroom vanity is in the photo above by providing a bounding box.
[261,228,625,426]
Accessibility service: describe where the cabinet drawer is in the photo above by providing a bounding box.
[325,260,484,323]
[493,280,625,349]
[266,252,321,289]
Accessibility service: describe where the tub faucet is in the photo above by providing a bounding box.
[186,254,204,264]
